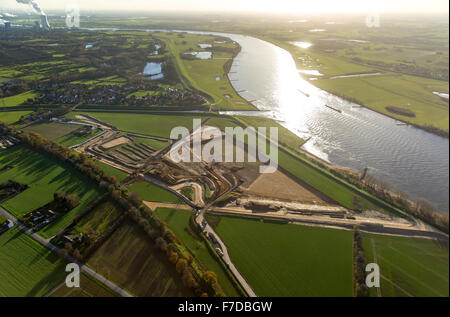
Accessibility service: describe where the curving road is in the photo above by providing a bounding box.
[196,209,257,297]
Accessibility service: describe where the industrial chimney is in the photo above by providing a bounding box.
[40,14,50,30]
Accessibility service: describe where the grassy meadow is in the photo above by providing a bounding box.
[23,122,82,140]
[362,233,449,297]
[0,228,67,297]
[128,182,183,204]
[67,112,199,138]
[208,214,354,296]
[157,32,255,110]
[0,111,32,125]
[0,146,103,238]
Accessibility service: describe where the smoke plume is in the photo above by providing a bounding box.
[16,0,45,15]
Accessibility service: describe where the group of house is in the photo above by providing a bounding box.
[24,209,58,230]
[0,135,21,151]
[31,82,206,106]
[0,219,14,235]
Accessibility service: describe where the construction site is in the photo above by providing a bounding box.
[65,114,448,241]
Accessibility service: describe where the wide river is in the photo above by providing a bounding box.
[86,27,450,213]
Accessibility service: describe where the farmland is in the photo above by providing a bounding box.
[56,128,103,147]
[258,19,449,133]
[132,136,169,151]
[88,220,191,297]
[2,91,37,107]
[0,145,103,238]
[73,200,123,236]
[0,228,66,297]
[0,111,32,124]
[50,273,118,297]
[67,112,199,138]
[128,182,183,204]
[362,233,449,297]
[154,207,240,296]
[314,74,449,131]
[23,122,82,140]
[94,160,128,182]
[207,214,354,296]
[0,13,448,299]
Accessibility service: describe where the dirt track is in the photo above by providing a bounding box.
[207,206,448,240]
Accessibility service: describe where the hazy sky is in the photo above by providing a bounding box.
[2,0,449,14]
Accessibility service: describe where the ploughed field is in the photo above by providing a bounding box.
[50,273,118,297]
[87,220,192,297]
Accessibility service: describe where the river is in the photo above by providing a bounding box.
[83,27,450,213]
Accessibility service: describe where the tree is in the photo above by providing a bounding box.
[169,251,179,264]
[203,271,218,286]
[73,249,82,261]
[176,258,188,274]
[155,237,168,252]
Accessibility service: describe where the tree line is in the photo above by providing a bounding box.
[0,122,225,297]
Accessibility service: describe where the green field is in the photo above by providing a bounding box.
[128,182,183,203]
[158,32,254,110]
[278,150,397,214]
[0,146,103,238]
[209,214,353,296]
[0,228,67,297]
[154,208,240,296]
[74,200,123,236]
[236,116,306,150]
[0,111,32,124]
[68,112,199,138]
[268,34,449,132]
[24,122,82,140]
[88,220,191,296]
[362,233,449,297]
[132,136,169,150]
[2,91,37,107]
[93,160,128,182]
[50,273,118,297]
[314,74,449,131]
[56,129,103,147]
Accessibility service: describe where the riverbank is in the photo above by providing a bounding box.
[257,36,449,138]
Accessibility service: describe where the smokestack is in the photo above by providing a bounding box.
[40,14,49,30]
[16,0,50,29]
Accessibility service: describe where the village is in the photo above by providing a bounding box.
[31,82,207,107]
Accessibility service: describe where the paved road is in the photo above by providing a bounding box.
[0,206,133,297]
[141,199,257,297]
[196,210,257,297]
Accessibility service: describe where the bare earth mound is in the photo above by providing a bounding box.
[101,136,131,149]
[246,170,327,204]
